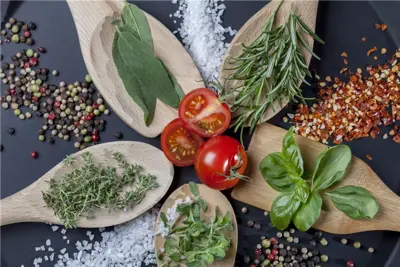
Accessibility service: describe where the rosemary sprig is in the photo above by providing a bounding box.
[42,152,158,228]
[220,2,324,138]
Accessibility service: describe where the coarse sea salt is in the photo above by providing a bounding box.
[171,0,237,82]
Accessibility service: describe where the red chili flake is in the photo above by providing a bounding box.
[344,58,348,65]
[381,24,388,31]
[394,134,400,143]
[29,57,38,66]
[365,154,373,161]
[341,52,348,57]
[367,47,378,56]
[375,23,381,29]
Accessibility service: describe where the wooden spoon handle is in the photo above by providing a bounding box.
[0,194,36,226]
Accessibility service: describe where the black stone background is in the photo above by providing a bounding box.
[1,1,399,267]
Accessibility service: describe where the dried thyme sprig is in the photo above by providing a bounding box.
[42,151,158,228]
[220,2,324,138]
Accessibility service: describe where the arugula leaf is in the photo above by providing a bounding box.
[294,178,309,203]
[259,152,294,192]
[120,2,153,48]
[270,191,301,230]
[282,127,304,177]
[311,145,352,191]
[293,191,322,231]
[189,182,199,196]
[325,186,379,219]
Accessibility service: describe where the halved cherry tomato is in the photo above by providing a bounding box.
[194,135,248,190]
[178,88,231,138]
[161,118,205,167]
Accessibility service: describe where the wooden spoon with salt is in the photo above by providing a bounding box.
[219,0,318,124]
[154,184,238,267]
[0,142,174,228]
[66,0,204,138]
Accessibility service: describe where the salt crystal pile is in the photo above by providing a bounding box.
[172,0,237,82]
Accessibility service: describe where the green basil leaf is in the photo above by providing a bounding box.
[159,59,185,101]
[294,178,309,203]
[282,127,304,177]
[121,2,153,48]
[259,152,294,192]
[116,30,180,108]
[311,145,352,191]
[293,192,322,231]
[112,32,155,125]
[189,182,199,196]
[325,186,379,219]
[270,192,301,230]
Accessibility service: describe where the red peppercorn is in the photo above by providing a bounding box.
[89,112,95,119]
[267,254,275,261]
[24,62,30,69]
[38,47,46,53]
[39,87,46,94]
[29,57,38,66]
[54,101,61,108]
[92,103,99,109]
[32,96,38,102]
[24,31,31,37]
[92,129,99,135]
[74,121,79,127]
[270,238,278,245]
[347,261,355,267]
[31,151,38,158]
[48,113,56,120]
[10,89,16,95]
[250,265,256,267]
[91,135,99,142]
[85,116,92,121]
[255,248,262,256]
[272,249,278,255]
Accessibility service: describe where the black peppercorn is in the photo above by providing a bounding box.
[2,62,9,70]
[311,249,319,256]
[48,137,55,144]
[38,74,47,81]
[21,55,28,62]
[295,255,303,262]
[11,55,17,61]
[40,68,49,75]
[35,69,41,74]
[94,120,100,126]
[306,261,314,267]
[253,223,261,230]
[16,21,23,27]
[115,132,123,139]
[246,220,254,227]
[293,263,300,267]
[284,257,291,263]
[38,129,45,135]
[312,256,320,263]
[20,35,26,43]
[0,144,3,151]
[290,247,298,255]
[61,129,68,135]
[7,128,15,135]
[22,24,29,31]
[300,263,306,267]
[273,244,279,249]
[279,249,287,257]
[243,256,250,264]
[28,22,36,30]
[98,124,105,131]
[5,37,11,43]
[26,37,34,45]
[36,111,42,117]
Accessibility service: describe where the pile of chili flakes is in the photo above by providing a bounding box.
[290,49,400,144]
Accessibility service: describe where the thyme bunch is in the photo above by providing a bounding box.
[220,2,324,138]
[43,152,158,228]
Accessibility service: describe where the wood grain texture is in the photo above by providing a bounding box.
[232,123,400,234]
[219,0,318,124]
[0,141,174,228]
[154,184,238,267]
[66,0,204,138]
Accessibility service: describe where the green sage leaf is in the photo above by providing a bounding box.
[259,152,293,192]
[189,182,199,196]
[311,145,352,191]
[293,191,322,231]
[270,191,301,230]
[294,178,309,203]
[121,2,153,48]
[325,186,379,219]
[282,127,304,177]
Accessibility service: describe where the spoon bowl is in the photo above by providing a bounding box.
[0,141,174,228]
[154,184,238,267]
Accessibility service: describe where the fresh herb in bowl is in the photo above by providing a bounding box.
[259,127,379,231]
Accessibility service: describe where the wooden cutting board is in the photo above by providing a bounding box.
[67,0,204,138]
[231,123,400,234]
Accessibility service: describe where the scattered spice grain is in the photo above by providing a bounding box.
[381,24,388,31]
[365,154,373,161]
[367,46,378,56]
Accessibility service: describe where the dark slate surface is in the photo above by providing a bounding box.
[1,1,399,267]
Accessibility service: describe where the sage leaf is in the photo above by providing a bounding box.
[270,191,301,230]
[113,32,156,125]
[259,152,294,192]
[294,178,309,203]
[325,186,379,219]
[311,145,352,191]
[189,182,199,196]
[293,192,322,231]
[282,127,304,177]
[121,2,153,48]
[116,30,180,108]
[159,59,185,101]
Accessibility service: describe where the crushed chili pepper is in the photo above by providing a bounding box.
[375,23,381,29]
[381,24,388,31]
[341,52,348,57]
[344,58,349,65]
[290,48,400,145]
[365,154,373,161]
[367,46,378,56]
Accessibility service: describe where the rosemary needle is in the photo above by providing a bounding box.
[42,151,158,228]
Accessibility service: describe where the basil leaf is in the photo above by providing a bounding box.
[259,152,294,192]
[270,192,301,230]
[116,30,180,108]
[121,2,153,48]
[311,145,352,191]
[282,127,304,177]
[159,59,185,101]
[293,192,322,231]
[294,178,309,203]
[189,182,199,196]
[325,186,379,219]
[113,32,155,125]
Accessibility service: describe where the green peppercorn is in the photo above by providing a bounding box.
[341,238,348,245]
[320,254,328,262]
[353,241,361,249]
[25,112,32,119]
[19,114,25,120]
[14,109,21,116]
[26,49,34,57]
[11,34,19,43]
[33,92,41,98]
[99,104,106,112]
[85,106,93,113]
[85,74,92,83]
[320,238,328,246]
[84,136,92,143]
[31,84,39,92]
[35,79,42,86]
[65,108,71,115]
[93,109,100,116]
[26,38,34,45]
[262,239,271,248]
[38,135,45,141]
[81,129,88,135]
[80,103,86,109]
[262,259,270,266]
[11,25,19,33]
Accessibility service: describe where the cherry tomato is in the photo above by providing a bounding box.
[161,118,205,167]
[194,135,248,190]
[179,88,231,138]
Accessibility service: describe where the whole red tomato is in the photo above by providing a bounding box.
[194,136,248,190]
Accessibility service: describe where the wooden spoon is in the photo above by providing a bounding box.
[0,141,174,228]
[219,0,318,124]
[66,0,204,138]
[154,184,238,267]
[231,123,400,234]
